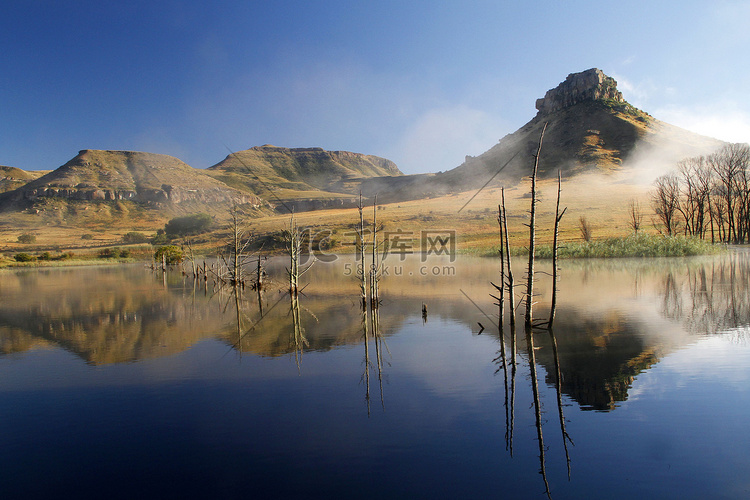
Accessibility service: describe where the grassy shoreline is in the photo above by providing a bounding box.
[1,233,727,269]
[475,233,726,259]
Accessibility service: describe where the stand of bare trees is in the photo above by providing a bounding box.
[283,213,315,295]
[652,143,750,243]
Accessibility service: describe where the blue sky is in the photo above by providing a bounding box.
[2,1,749,174]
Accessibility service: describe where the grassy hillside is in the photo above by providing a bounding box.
[14,149,234,192]
[206,145,402,198]
[0,171,654,260]
[0,166,47,193]
[0,150,267,231]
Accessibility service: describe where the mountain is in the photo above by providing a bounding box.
[0,166,48,194]
[0,69,730,216]
[0,146,404,219]
[206,145,402,210]
[0,149,261,212]
[361,68,725,201]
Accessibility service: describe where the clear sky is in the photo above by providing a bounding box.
[2,1,749,174]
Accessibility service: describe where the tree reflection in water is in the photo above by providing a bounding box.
[361,299,389,415]
[661,251,750,335]
[496,322,573,498]
[289,292,307,372]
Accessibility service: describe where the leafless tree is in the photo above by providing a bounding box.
[525,123,547,329]
[651,173,681,236]
[676,157,707,237]
[708,143,750,243]
[628,199,643,234]
[578,215,593,241]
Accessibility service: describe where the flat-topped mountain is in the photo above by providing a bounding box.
[206,145,402,195]
[0,149,258,209]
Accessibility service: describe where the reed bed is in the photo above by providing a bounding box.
[537,233,724,259]
[478,233,724,259]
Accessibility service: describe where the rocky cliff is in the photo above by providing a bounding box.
[535,68,624,115]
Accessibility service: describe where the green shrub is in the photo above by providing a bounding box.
[154,245,184,265]
[164,213,213,236]
[38,252,52,261]
[99,248,116,259]
[14,253,34,262]
[122,231,149,244]
[151,233,169,245]
[99,247,130,259]
[81,234,94,240]
[17,233,36,244]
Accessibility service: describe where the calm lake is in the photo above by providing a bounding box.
[1,251,749,499]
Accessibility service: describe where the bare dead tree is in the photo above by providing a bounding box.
[628,199,643,235]
[525,122,547,329]
[548,171,567,329]
[183,237,197,277]
[501,188,516,365]
[216,204,253,287]
[283,213,313,295]
[651,173,681,236]
[734,155,750,243]
[253,254,267,291]
[491,203,505,329]
[693,157,716,242]
[357,192,368,309]
[370,195,380,309]
[708,143,750,243]
[578,215,593,242]
[677,156,714,238]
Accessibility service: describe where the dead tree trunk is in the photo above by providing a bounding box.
[254,254,266,291]
[491,203,505,329]
[548,170,567,329]
[525,122,547,329]
[286,214,301,295]
[370,195,380,309]
[501,188,517,366]
[357,192,367,309]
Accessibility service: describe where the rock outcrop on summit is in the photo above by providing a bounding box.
[535,68,624,115]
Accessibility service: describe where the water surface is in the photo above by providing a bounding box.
[1,253,749,499]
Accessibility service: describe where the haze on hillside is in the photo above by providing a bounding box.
[0,69,730,220]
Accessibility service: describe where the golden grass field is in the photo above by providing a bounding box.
[0,172,654,262]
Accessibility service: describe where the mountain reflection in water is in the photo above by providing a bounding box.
[1,253,748,404]
[0,253,749,498]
